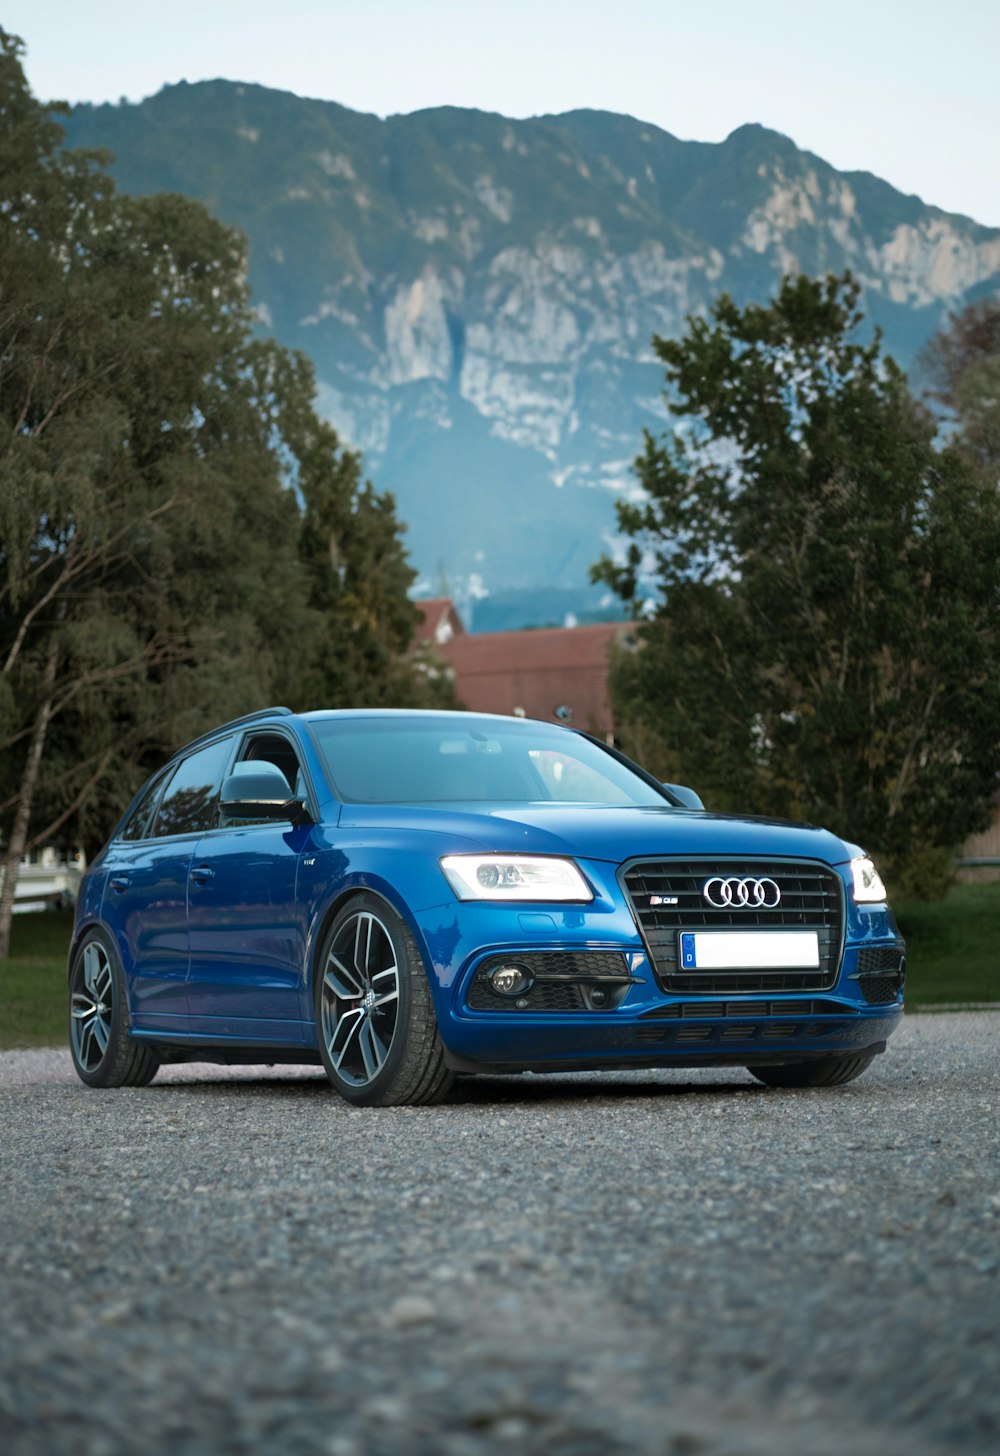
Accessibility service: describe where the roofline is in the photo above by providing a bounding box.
[440,620,627,644]
[170,704,593,761]
[168,706,293,761]
[301,707,561,724]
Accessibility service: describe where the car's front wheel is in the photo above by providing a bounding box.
[746,1052,876,1089]
[68,931,160,1088]
[315,895,453,1106]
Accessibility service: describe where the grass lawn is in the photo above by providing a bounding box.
[1,910,73,1049]
[0,887,996,1051]
[895,881,1000,1008]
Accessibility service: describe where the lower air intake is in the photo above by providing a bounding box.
[466,950,632,1012]
[856,945,905,1004]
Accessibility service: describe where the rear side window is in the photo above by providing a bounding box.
[119,770,171,842]
[152,736,235,838]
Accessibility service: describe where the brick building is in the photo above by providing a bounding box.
[414,599,628,739]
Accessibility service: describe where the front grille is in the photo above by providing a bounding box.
[621,857,844,994]
[466,950,631,1012]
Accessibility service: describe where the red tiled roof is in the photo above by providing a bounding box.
[413,598,466,645]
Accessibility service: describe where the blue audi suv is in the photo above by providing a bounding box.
[68,707,905,1104]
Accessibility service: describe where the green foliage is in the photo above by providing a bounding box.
[920,297,1000,477]
[0,30,438,900]
[289,405,455,709]
[595,274,1000,888]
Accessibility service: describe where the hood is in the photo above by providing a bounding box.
[339,802,859,866]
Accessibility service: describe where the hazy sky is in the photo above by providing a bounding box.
[12,1,1000,226]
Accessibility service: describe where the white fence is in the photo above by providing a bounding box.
[0,847,87,913]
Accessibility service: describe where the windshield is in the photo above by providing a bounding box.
[308,717,669,807]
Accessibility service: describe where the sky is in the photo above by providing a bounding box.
[11,0,1000,227]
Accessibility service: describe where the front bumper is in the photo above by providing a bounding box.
[440,977,901,1073]
[412,886,905,1074]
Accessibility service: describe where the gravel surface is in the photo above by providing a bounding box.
[1,1012,997,1456]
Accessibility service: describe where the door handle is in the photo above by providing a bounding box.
[190,865,215,885]
[109,874,130,893]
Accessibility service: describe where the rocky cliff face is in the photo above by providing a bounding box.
[65,87,1000,625]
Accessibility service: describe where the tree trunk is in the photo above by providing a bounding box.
[0,642,58,959]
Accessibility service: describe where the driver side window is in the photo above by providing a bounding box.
[152,736,236,838]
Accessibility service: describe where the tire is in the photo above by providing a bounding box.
[315,894,453,1107]
[747,1052,876,1089]
[68,929,160,1088]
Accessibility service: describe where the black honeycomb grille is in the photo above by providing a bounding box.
[858,975,902,1005]
[621,857,844,994]
[466,951,631,1013]
[466,980,586,1012]
[855,945,905,1005]
[857,946,905,974]
[481,951,628,980]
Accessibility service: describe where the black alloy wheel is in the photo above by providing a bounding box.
[68,931,159,1088]
[316,894,452,1107]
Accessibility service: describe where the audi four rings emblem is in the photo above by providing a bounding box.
[702,876,782,908]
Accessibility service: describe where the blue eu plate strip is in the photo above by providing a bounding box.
[680,932,697,968]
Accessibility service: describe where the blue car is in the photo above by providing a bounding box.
[68,707,904,1104]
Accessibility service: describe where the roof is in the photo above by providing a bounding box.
[413,598,466,646]
[303,708,535,723]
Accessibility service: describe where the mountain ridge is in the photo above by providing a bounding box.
[63,83,1000,626]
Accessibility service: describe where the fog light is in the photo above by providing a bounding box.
[590,988,608,1008]
[488,963,533,996]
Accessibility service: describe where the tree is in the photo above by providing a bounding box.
[277,369,455,710]
[920,297,1000,478]
[593,274,1000,894]
[0,31,436,952]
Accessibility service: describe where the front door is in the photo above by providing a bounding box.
[186,821,315,1043]
[103,733,236,1031]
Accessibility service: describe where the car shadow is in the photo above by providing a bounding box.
[449,1072,761,1105]
[146,1065,763,1105]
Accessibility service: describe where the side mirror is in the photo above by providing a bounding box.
[663,782,705,811]
[220,765,310,823]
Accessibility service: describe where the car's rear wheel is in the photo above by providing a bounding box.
[746,1052,876,1089]
[316,895,453,1106]
[68,931,160,1088]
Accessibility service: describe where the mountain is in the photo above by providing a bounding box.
[64,84,1000,627]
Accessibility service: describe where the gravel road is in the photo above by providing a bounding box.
[1,1012,997,1456]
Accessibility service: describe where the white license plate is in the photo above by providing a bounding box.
[677,931,820,971]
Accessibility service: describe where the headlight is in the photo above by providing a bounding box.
[850,857,887,903]
[440,854,593,902]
